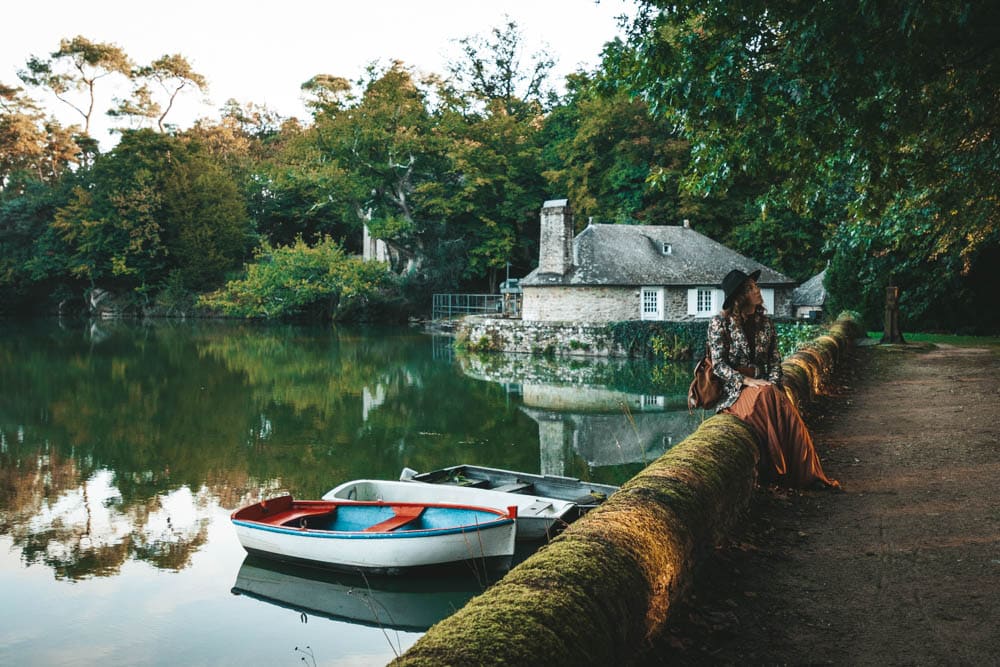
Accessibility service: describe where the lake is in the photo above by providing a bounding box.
[0,318,702,666]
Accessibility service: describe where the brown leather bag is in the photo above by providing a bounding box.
[688,343,723,410]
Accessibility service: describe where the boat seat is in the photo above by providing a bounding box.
[493,482,532,494]
[363,505,425,532]
[274,508,336,528]
[452,478,490,488]
[521,499,554,516]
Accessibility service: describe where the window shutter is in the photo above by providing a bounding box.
[762,288,774,314]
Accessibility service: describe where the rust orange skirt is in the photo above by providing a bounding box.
[724,384,839,489]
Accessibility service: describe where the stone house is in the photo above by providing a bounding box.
[791,268,828,320]
[519,199,797,322]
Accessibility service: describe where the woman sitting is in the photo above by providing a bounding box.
[708,269,839,489]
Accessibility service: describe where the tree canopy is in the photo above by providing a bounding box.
[1,17,997,330]
[624,0,1000,329]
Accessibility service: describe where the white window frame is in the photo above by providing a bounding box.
[641,287,664,320]
[761,288,775,314]
[696,288,714,314]
[687,287,724,317]
[640,395,665,410]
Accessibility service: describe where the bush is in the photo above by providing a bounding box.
[198,236,398,321]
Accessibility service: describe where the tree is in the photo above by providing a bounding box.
[18,36,132,135]
[198,236,397,321]
[625,1,1000,329]
[184,102,308,252]
[541,45,795,270]
[159,141,252,289]
[424,20,558,290]
[306,62,448,276]
[543,68,691,226]
[44,130,251,297]
[111,54,208,132]
[300,74,353,116]
[447,19,556,117]
[0,171,74,309]
[0,82,79,185]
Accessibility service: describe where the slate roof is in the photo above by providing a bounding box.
[520,223,795,287]
[791,268,827,306]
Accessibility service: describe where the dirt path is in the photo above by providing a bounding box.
[636,343,1000,665]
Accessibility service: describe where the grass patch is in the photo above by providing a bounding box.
[865,331,1000,348]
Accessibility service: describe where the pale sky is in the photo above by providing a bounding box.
[3,0,637,147]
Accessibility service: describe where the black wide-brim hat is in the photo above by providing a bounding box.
[722,269,761,310]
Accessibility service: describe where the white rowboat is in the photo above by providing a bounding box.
[231,495,516,574]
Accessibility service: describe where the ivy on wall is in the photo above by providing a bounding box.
[608,321,709,360]
[609,319,826,362]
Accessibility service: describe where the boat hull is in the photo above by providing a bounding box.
[231,497,516,575]
[323,479,577,541]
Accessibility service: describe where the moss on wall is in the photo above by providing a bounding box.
[393,315,863,666]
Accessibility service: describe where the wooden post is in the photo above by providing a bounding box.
[880,285,906,344]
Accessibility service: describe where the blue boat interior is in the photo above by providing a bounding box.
[280,505,500,533]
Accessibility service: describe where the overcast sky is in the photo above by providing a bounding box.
[3,0,636,147]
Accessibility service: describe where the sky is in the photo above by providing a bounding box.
[3,0,637,147]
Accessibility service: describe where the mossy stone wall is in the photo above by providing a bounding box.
[395,316,863,666]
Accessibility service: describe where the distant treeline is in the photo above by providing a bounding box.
[2,4,997,331]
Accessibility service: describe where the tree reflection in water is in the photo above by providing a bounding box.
[0,319,701,580]
[0,319,541,579]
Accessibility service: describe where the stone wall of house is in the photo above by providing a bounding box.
[458,315,626,357]
[773,288,793,318]
[522,285,638,323]
[664,288,690,319]
[519,284,794,325]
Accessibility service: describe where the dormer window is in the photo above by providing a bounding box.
[662,243,672,255]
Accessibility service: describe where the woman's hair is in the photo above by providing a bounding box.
[723,280,767,323]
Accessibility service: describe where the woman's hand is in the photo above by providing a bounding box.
[743,376,771,387]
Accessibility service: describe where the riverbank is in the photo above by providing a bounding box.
[636,342,1000,664]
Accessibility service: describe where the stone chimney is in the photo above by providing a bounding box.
[538,199,573,275]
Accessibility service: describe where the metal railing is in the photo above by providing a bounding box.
[432,293,507,320]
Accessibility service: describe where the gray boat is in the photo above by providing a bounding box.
[400,464,618,515]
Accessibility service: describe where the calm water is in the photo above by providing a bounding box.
[0,319,701,666]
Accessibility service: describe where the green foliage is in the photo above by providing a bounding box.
[0,172,74,308]
[159,141,253,289]
[4,17,996,327]
[542,66,691,226]
[625,0,1000,332]
[774,321,822,359]
[20,130,252,308]
[609,320,707,360]
[198,236,398,321]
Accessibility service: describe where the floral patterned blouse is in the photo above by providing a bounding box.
[707,310,783,411]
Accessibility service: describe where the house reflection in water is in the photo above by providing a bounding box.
[458,351,703,478]
[518,385,702,477]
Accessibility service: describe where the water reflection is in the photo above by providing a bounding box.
[231,556,487,632]
[0,320,701,584]
[458,351,703,478]
[0,320,539,581]
[5,466,209,581]
[0,320,707,664]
